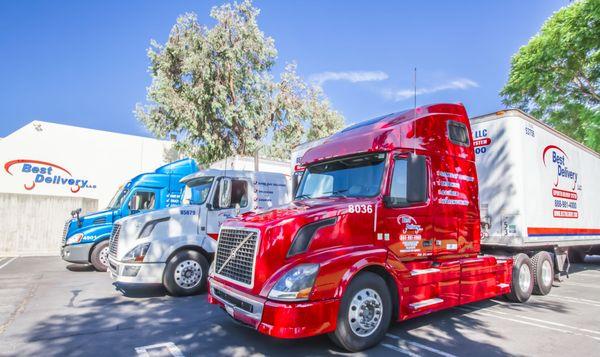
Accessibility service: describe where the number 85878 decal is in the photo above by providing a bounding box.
[347,204,373,214]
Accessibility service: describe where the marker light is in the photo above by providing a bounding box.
[268,264,319,301]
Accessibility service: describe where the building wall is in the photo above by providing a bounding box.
[0,120,172,208]
[0,193,98,256]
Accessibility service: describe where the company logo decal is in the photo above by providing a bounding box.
[542,145,580,219]
[396,214,423,252]
[473,128,491,155]
[543,145,578,189]
[3,159,96,193]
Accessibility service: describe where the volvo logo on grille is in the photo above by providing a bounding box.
[217,231,255,275]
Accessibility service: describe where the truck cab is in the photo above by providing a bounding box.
[60,158,198,271]
[208,104,529,351]
[108,169,290,296]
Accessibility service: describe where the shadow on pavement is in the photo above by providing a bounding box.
[66,264,95,272]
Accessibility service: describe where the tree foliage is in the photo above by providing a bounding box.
[135,0,344,164]
[500,0,600,151]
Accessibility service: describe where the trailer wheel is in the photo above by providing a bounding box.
[505,253,533,303]
[328,272,392,352]
[531,251,553,295]
[90,240,109,272]
[163,250,208,296]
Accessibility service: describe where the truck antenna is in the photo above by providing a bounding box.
[413,67,417,155]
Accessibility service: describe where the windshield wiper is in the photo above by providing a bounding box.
[320,189,349,198]
[295,194,313,200]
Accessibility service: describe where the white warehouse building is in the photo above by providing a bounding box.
[0,121,290,256]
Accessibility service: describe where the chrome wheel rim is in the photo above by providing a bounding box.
[519,263,531,292]
[99,246,109,267]
[541,260,553,287]
[174,260,202,289]
[348,288,383,337]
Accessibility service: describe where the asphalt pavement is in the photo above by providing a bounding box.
[1,255,599,356]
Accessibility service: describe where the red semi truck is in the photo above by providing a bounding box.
[207,103,531,351]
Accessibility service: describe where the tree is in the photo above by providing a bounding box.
[500,0,600,151]
[135,0,344,164]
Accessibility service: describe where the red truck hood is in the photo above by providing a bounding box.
[215,197,376,297]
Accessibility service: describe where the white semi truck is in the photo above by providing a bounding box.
[108,169,290,296]
[473,109,600,295]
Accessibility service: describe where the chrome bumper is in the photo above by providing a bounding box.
[209,278,265,322]
[60,242,93,264]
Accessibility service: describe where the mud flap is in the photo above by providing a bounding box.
[553,247,569,281]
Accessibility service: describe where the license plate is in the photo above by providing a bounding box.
[225,305,234,317]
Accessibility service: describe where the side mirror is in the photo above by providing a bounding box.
[407,153,428,203]
[218,178,232,209]
[234,203,241,216]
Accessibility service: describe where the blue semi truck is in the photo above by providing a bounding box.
[60,158,198,271]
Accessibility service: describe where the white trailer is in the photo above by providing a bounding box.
[472,109,600,294]
[108,169,290,296]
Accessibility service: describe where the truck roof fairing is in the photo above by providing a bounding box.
[300,103,470,166]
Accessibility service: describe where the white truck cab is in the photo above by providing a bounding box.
[108,169,290,296]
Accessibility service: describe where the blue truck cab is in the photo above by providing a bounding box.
[60,158,198,271]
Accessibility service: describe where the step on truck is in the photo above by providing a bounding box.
[108,169,290,296]
[473,109,600,294]
[60,158,198,271]
[207,103,540,351]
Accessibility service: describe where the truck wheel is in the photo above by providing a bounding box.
[163,250,208,296]
[90,241,110,272]
[568,248,586,263]
[328,272,392,352]
[531,251,553,295]
[505,253,533,303]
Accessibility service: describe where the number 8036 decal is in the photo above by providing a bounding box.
[348,204,373,214]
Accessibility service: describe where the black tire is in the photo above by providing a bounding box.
[531,251,553,296]
[90,240,109,272]
[505,253,533,303]
[328,272,392,352]
[568,248,587,263]
[163,250,208,296]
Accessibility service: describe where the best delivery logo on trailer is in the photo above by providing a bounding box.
[3,159,96,193]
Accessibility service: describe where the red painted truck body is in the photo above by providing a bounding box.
[208,103,515,350]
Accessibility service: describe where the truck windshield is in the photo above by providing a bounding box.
[182,177,214,205]
[295,153,386,199]
[106,185,129,209]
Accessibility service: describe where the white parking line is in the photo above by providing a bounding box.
[382,343,421,357]
[384,333,457,357]
[135,342,184,357]
[0,257,17,270]
[562,282,600,289]
[455,306,600,341]
[543,294,600,307]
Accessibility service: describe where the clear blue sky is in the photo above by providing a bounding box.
[0,0,569,138]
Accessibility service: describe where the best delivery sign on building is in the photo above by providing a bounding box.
[3,159,96,193]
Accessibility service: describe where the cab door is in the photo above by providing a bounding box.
[378,153,434,260]
[205,177,252,235]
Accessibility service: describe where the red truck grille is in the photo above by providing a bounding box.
[215,228,259,287]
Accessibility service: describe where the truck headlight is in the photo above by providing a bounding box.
[268,264,319,301]
[122,243,151,263]
[66,233,84,245]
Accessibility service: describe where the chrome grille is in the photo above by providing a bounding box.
[215,228,259,286]
[109,224,121,257]
[61,220,71,246]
